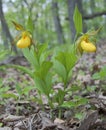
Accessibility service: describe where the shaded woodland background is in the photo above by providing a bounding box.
[0,0,106,53]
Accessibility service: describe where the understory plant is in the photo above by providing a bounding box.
[11,6,101,118]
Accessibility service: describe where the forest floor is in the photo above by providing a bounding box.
[0,39,106,130]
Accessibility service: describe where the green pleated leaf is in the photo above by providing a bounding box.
[22,47,39,69]
[34,61,53,95]
[11,64,33,78]
[0,50,9,61]
[61,101,77,108]
[26,15,34,34]
[73,5,82,34]
[92,66,106,80]
[35,61,53,79]
[55,51,77,73]
[54,60,67,82]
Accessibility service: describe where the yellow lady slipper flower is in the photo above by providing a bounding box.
[17,36,31,48]
[75,34,97,55]
[17,31,31,48]
[80,41,96,52]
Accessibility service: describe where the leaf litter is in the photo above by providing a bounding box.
[0,41,106,130]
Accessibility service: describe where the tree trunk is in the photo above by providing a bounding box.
[51,0,65,44]
[90,0,95,14]
[0,0,17,53]
[67,0,83,41]
[104,0,106,30]
[90,0,97,29]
